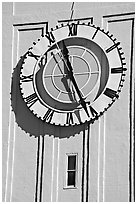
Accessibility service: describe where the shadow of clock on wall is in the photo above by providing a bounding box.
[11,52,88,138]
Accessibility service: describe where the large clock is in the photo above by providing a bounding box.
[20,22,126,126]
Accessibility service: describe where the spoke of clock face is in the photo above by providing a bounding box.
[74,71,99,76]
[81,49,87,57]
[56,91,62,99]
[43,72,95,80]
[44,73,66,78]
[91,71,100,74]
[70,55,74,67]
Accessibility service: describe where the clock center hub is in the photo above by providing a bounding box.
[52,55,90,95]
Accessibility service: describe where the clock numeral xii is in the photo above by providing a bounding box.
[68,23,78,36]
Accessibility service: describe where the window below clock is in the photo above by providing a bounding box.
[65,153,78,189]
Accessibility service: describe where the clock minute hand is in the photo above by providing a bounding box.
[61,41,90,117]
[66,58,90,118]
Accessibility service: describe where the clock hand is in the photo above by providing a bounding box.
[53,40,90,117]
[66,58,90,118]
[61,41,90,118]
[51,51,77,102]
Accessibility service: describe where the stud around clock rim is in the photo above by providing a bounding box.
[19,22,127,126]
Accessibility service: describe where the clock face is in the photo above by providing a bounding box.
[20,22,126,126]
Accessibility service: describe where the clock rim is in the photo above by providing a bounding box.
[19,22,127,126]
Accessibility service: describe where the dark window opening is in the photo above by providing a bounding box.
[67,155,77,187]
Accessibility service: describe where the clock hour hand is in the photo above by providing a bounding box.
[61,41,90,118]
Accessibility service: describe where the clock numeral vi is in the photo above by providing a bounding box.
[106,42,120,53]
[25,93,38,108]
[43,109,54,123]
[45,31,55,45]
[20,74,33,82]
[66,112,74,125]
[104,88,118,99]
[68,23,78,36]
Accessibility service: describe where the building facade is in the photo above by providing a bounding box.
[2,2,135,202]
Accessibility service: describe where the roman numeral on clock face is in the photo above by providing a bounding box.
[28,51,40,60]
[20,74,33,82]
[92,27,99,40]
[89,105,98,117]
[106,42,120,53]
[66,112,74,125]
[104,88,118,99]
[111,67,127,74]
[43,109,54,123]
[68,23,78,36]
[25,93,38,108]
[45,31,55,45]
[38,54,47,69]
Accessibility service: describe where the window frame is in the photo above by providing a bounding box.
[64,153,78,189]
